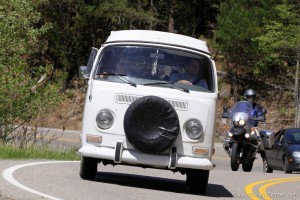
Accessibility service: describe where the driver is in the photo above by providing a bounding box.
[170,58,208,89]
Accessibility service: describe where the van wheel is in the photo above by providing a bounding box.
[124,96,179,154]
[186,169,209,194]
[79,157,98,180]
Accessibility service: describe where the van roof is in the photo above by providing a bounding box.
[105,30,210,55]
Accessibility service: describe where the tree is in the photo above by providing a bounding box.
[168,0,176,33]
[255,0,300,126]
[0,0,63,145]
[216,0,260,65]
[40,0,161,87]
[215,0,264,98]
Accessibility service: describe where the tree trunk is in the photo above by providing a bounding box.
[295,48,300,127]
[168,0,176,33]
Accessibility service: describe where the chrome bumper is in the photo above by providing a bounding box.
[78,144,215,170]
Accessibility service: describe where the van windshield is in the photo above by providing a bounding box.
[94,45,215,92]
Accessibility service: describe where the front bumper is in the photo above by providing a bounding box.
[78,145,215,170]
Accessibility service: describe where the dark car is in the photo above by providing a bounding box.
[263,128,300,173]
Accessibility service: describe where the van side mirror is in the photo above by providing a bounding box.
[79,66,90,80]
[79,47,98,80]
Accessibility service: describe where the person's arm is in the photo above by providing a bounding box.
[169,72,182,83]
[254,103,266,122]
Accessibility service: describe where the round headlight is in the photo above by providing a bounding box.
[238,119,246,126]
[96,109,114,129]
[232,112,248,127]
[184,119,203,139]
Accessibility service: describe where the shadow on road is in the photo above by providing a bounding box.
[93,172,233,197]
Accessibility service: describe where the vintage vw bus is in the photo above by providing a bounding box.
[78,30,218,194]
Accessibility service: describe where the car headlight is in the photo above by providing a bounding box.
[292,151,300,159]
[184,119,203,139]
[96,109,114,129]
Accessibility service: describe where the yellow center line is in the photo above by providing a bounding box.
[245,177,300,200]
[258,177,300,200]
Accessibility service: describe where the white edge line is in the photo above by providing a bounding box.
[2,161,79,200]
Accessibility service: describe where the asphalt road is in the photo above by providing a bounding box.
[1,140,300,200]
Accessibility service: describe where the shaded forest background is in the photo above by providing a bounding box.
[0,0,299,144]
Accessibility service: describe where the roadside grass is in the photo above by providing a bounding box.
[0,144,80,160]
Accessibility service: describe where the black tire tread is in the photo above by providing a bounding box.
[79,157,98,180]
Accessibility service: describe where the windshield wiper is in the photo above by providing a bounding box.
[97,72,126,76]
[143,81,169,86]
[96,72,136,87]
[143,81,189,93]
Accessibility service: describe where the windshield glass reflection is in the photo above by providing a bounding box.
[94,45,214,92]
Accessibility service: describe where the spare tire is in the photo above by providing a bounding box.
[124,96,180,154]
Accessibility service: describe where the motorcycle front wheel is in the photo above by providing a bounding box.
[230,142,240,171]
[242,159,254,172]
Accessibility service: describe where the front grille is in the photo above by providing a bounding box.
[115,94,189,110]
[115,94,141,103]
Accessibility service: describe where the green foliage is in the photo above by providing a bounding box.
[0,144,80,160]
[0,0,64,143]
[215,0,263,71]
[254,0,300,71]
[216,0,299,76]
[0,0,47,58]
[40,0,163,85]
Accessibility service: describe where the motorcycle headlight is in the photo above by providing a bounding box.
[239,119,246,126]
[96,109,114,129]
[184,119,203,139]
[233,119,246,127]
[232,112,248,127]
[292,151,300,159]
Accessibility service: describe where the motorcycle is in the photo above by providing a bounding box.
[222,101,266,172]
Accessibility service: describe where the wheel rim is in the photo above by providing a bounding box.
[263,159,268,172]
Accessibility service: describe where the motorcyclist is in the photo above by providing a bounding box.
[243,89,266,125]
[223,89,266,156]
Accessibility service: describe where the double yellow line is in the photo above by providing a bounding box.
[245,176,300,200]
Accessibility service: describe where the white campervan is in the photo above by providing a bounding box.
[78,30,218,194]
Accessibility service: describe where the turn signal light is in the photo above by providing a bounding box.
[86,134,102,143]
[192,147,209,155]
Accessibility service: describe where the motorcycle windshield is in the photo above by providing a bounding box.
[230,101,257,127]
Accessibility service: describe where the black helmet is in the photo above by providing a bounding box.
[244,89,256,102]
